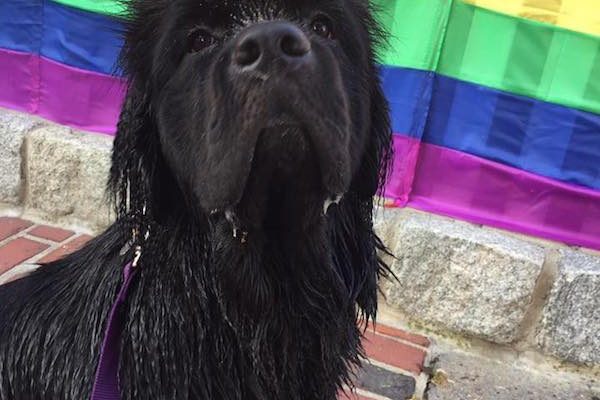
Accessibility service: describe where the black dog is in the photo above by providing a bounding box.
[0,0,392,399]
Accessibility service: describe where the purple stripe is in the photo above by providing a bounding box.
[386,135,600,250]
[382,135,421,207]
[0,49,34,114]
[0,48,124,135]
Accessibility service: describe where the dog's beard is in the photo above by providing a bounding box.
[209,214,347,316]
[207,216,356,398]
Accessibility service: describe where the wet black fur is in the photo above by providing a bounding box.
[0,1,392,399]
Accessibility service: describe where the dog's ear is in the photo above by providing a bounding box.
[353,80,393,199]
[350,0,393,199]
[109,1,175,221]
[332,74,393,322]
[108,81,159,220]
[349,7,395,320]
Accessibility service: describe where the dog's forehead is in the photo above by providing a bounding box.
[181,0,346,20]
[199,0,341,8]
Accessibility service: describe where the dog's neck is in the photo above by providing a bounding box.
[117,213,360,399]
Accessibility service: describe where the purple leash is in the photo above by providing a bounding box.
[90,258,139,400]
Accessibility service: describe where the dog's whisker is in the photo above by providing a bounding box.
[225,209,237,226]
[323,193,344,215]
[225,209,249,243]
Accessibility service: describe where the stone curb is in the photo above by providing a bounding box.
[375,207,600,369]
[536,249,600,366]
[0,107,114,232]
[378,209,546,344]
[0,110,44,204]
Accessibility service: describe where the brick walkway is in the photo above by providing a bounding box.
[0,215,431,400]
[0,216,93,281]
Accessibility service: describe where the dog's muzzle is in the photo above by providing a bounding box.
[194,20,351,214]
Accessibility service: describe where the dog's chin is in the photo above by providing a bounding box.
[207,124,346,233]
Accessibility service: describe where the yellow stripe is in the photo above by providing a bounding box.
[464,0,600,37]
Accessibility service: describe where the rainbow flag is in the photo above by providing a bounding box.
[1,0,599,249]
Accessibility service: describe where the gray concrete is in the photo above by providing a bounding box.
[427,343,600,400]
[24,125,114,231]
[537,249,600,366]
[379,210,546,344]
[0,109,43,204]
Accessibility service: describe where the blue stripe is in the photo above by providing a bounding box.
[0,0,123,75]
[380,67,434,138]
[381,66,600,190]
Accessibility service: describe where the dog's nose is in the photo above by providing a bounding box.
[233,22,311,69]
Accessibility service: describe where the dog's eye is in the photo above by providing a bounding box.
[311,15,335,39]
[188,28,217,53]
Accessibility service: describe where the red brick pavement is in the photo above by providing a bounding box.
[29,225,75,242]
[0,216,91,276]
[0,217,33,242]
[0,237,49,274]
[38,233,94,263]
[0,216,430,400]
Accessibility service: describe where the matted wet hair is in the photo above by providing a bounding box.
[0,1,393,399]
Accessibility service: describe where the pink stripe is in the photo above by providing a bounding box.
[386,135,600,250]
[382,135,421,207]
[0,50,34,115]
[0,48,124,135]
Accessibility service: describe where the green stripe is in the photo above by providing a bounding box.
[53,0,600,114]
[583,42,600,102]
[52,0,124,16]
[374,0,600,115]
[373,0,453,71]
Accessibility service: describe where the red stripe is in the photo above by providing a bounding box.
[386,135,600,250]
[0,48,124,135]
